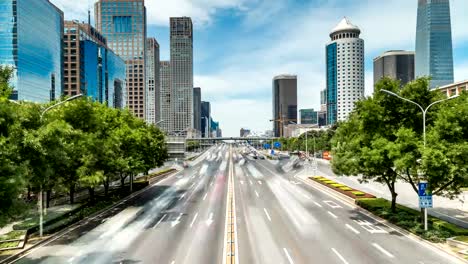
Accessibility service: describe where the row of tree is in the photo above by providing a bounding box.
[0,66,168,224]
[331,77,468,212]
[278,127,336,155]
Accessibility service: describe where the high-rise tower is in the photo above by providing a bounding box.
[95,0,147,118]
[272,75,297,137]
[415,0,454,89]
[145,38,160,124]
[170,17,193,134]
[326,18,364,125]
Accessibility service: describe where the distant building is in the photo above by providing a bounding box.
[159,61,171,132]
[326,17,364,125]
[284,124,319,138]
[300,109,318,125]
[240,128,251,137]
[216,128,222,138]
[170,17,194,134]
[95,0,147,118]
[416,0,454,89]
[63,21,126,108]
[193,87,202,132]
[320,89,327,112]
[437,80,468,97]
[374,50,414,86]
[0,0,63,102]
[318,111,327,127]
[201,101,211,138]
[145,38,160,124]
[272,75,297,137]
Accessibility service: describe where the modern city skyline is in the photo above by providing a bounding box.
[159,60,171,132]
[374,50,415,87]
[145,37,160,124]
[95,0,147,119]
[201,101,211,138]
[0,0,63,102]
[326,17,364,125]
[63,20,126,108]
[193,87,202,133]
[415,0,454,89]
[272,75,298,137]
[170,17,194,134]
[300,108,318,125]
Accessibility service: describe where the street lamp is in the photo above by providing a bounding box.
[38,94,83,237]
[381,89,459,230]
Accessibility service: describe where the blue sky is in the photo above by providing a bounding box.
[53,0,468,137]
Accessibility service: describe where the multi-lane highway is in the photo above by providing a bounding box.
[11,144,464,264]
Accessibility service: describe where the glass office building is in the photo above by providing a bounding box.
[415,0,454,89]
[64,21,126,109]
[272,75,297,137]
[95,0,147,118]
[300,109,318,125]
[0,0,63,102]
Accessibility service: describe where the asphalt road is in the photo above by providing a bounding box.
[10,144,464,264]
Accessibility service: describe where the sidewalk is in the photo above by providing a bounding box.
[311,159,468,228]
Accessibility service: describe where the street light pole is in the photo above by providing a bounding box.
[381,89,459,231]
[37,94,83,237]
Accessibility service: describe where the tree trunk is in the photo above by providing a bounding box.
[390,191,398,213]
[104,175,110,197]
[69,184,75,204]
[27,186,31,200]
[46,190,51,208]
[88,187,95,203]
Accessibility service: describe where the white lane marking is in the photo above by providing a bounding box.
[354,219,388,234]
[327,211,338,219]
[249,180,253,185]
[372,243,394,258]
[240,180,244,185]
[255,190,260,197]
[258,180,262,185]
[323,200,342,209]
[170,261,175,264]
[171,213,183,227]
[331,248,349,264]
[301,193,312,200]
[153,214,167,229]
[68,257,75,263]
[203,192,208,201]
[190,182,195,188]
[345,224,360,234]
[206,212,214,226]
[210,181,214,186]
[283,248,295,264]
[178,193,186,201]
[263,208,272,222]
[314,201,323,208]
[190,212,199,228]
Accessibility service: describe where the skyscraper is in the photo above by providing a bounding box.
[272,75,297,137]
[0,0,63,102]
[159,61,171,132]
[320,89,327,112]
[374,50,415,86]
[95,0,147,118]
[415,0,454,89]
[145,38,160,124]
[326,17,364,125]
[63,21,126,108]
[170,17,194,134]
[201,101,211,138]
[193,87,201,133]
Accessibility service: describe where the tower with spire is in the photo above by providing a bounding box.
[325,17,364,125]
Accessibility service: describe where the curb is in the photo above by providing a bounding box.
[0,169,179,264]
[297,175,468,264]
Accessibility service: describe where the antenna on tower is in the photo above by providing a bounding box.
[87,0,91,26]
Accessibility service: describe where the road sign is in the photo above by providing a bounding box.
[274,142,281,148]
[419,196,433,208]
[264,143,271,149]
[418,182,429,196]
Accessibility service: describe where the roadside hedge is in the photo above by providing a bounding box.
[356,198,468,242]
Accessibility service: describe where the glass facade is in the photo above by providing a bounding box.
[0,0,63,102]
[415,0,454,89]
[326,43,337,125]
[81,40,126,108]
[95,0,146,118]
[272,76,297,137]
[300,109,318,125]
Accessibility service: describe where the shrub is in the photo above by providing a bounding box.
[0,230,26,241]
[0,241,19,249]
